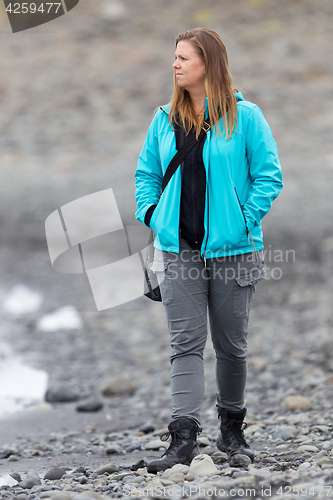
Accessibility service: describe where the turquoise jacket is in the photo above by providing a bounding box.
[135,93,283,257]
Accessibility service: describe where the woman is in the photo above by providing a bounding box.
[135,28,282,472]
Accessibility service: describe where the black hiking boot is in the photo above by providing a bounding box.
[216,407,255,462]
[147,417,201,474]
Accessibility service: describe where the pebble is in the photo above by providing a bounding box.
[197,436,211,446]
[11,473,21,482]
[139,423,155,434]
[167,472,185,482]
[76,395,104,412]
[317,458,333,467]
[43,467,67,480]
[146,477,164,488]
[130,459,147,471]
[296,445,319,453]
[45,386,80,403]
[321,463,333,469]
[273,427,296,441]
[284,395,313,411]
[310,424,330,433]
[230,454,252,468]
[105,444,122,454]
[189,454,219,476]
[162,464,190,475]
[276,444,288,450]
[145,439,169,450]
[184,472,195,481]
[315,450,328,457]
[211,450,229,464]
[126,442,144,452]
[298,461,311,469]
[95,463,119,475]
[19,470,42,489]
[99,377,136,396]
[0,449,16,459]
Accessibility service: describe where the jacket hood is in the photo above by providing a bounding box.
[235,91,244,101]
[162,91,245,115]
[203,91,244,116]
[160,92,245,117]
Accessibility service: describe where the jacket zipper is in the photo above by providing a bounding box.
[202,132,210,266]
[234,187,249,235]
[192,142,199,244]
[203,185,209,267]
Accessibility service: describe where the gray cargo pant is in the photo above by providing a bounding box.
[152,238,265,426]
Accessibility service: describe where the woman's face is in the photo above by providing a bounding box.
[173,40,206,94]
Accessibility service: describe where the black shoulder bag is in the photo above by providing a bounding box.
[143,118,210,301]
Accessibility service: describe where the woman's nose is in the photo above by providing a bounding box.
[173,59,179,69]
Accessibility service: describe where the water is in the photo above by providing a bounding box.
[0,285,48,419]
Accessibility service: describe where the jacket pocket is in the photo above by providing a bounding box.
[149,255,174,306]
[234,187,248,235]
[148,194,164,233]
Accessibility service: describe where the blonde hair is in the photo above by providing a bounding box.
[169,28,237,140]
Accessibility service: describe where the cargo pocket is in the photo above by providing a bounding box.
[232,276,254,319]
[149,259,174,306]
[232,263,264,319]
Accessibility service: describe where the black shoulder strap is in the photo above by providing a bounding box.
[161,117,210,195]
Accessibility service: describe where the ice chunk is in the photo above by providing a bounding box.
[0,475,18,487]
[37,305,83,332]
[0,359,48,400]
[2,284,43,315]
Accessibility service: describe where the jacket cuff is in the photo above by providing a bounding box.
[144,205,157,227]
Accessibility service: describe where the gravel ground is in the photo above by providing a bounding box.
[1,0,333,498]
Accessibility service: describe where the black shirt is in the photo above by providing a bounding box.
[177,125,207,248]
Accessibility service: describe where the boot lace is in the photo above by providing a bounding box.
[159,424,202,456]
[225,419,249,449]
[158,429,186,457]
[160,429,182,443]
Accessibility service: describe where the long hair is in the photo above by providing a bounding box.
[169,28,237,140]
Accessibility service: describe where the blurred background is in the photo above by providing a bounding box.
[0,0,333,421]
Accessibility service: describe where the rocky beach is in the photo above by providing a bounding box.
[1,0,333,498]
